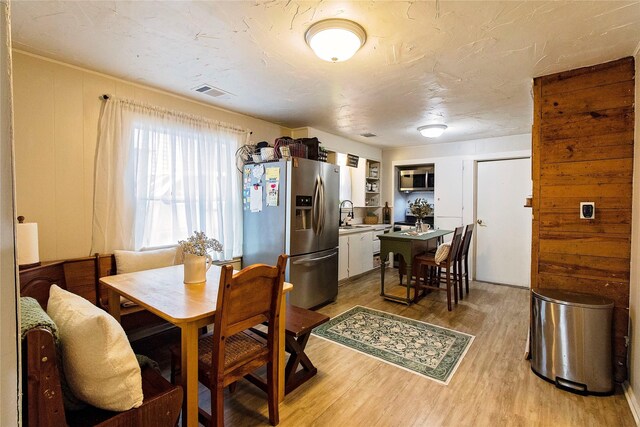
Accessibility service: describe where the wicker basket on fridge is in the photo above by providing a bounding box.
[273,136,308,159]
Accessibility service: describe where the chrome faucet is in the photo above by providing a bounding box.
[339,200,354,226]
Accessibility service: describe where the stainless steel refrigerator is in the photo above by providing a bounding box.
[242,158,340,309]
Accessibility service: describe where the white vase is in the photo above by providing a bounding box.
[183,253,213,284]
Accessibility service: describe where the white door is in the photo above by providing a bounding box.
[476,158,531,287]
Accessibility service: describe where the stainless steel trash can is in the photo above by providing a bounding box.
[531,288,614,394]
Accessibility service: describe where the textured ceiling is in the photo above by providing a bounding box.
[10,1,640,147]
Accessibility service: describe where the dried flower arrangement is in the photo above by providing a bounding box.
[179,231,223,257]
[408,198,434,219]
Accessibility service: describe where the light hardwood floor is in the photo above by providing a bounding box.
[153,268,635,426]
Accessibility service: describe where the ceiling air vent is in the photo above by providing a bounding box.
[192,84,229,98]
[360,132,377,138]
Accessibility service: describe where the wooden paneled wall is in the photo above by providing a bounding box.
[532,57,635,381]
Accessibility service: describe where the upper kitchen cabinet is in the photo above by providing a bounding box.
[351,158,381,208]
[434,158,463,217]
[327,152,353,202]
[351,158,366,207]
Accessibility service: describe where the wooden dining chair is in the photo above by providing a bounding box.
[169,254,287,427]
[458,224,475,298]
[413,227,464,311]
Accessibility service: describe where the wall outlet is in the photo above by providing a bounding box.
[580,202,595,219]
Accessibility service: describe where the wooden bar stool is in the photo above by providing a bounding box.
[458,224,475,298]
[413,227,464,311]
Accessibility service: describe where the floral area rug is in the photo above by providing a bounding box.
[312,306,474,385]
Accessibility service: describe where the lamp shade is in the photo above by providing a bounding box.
[305,19,366,62]
[17,221,40,266]
[418,124,448,138]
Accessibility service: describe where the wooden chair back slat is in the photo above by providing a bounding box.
[461,223,475,258]
[447,227,464,264]
[226,314,269,337]
[226,276,277,327]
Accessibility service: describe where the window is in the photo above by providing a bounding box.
[92,98,247,261]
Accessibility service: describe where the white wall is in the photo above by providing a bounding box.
[382,133,531,217]
[291,127,382,161]
[12,50,285,261]
[626,48,640,421]
[0,1,19,425]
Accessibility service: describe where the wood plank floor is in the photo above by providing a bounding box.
[149,268,635,426]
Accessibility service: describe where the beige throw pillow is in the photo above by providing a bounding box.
[114,247,180,306]
[114,246,180,274]
[47,285,143,411]
[434,243,451,265]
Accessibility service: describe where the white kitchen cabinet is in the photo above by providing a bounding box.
[434,158,463,217]
[339,227,390,280]
[372,227,388,254]
[350,157,367,207]
[338,235,349,281]
[347,231,373,277]
[339,165,352,202]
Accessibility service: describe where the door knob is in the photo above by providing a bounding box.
[477,219,486,226]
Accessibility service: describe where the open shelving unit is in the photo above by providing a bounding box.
[365,159,381,209]
[363,159,381,220]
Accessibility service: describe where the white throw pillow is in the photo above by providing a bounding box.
[114,247,180,306]
[434,243,451,265]
[47,285,143,411]
[114,246,179,274]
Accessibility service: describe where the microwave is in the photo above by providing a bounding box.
[399,168,434,192]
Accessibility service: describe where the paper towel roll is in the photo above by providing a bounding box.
[17,222,39,265]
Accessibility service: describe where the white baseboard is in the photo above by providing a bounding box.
[623,382,640,426]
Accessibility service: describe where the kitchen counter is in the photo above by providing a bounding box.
[338,224,392,235]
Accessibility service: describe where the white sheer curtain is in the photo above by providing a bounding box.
[91,97,248,260]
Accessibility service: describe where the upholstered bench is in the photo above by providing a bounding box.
[19,253,175,340]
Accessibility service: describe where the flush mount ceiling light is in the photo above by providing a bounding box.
[418,124,448,138]
[305,19,366,62]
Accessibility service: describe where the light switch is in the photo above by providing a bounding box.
[580,202,595,219]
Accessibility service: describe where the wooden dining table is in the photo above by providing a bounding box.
[99,264,293,427]
[379,229,452,305]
